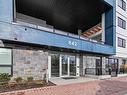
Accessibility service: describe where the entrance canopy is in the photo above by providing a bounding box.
[16,0,112,34]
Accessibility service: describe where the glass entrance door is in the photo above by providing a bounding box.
[96,59,102,76]
[60,55,76,77]
[61,55,69,76]
[70,56,76,76]
[51,54,59,77]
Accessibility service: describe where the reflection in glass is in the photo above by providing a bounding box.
[120,60,127,74]
[96,59,102,75]
[0,67,11,75]
[61,55,68,76]
[108,59,118,77]
[0,48,11,65]
[70,56,76,76]
[51,54,59,77]
[0,48,12,75]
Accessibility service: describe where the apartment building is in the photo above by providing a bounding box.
[0,0,126,80]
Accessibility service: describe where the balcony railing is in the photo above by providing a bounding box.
[13,21,105,45]
[85,68,110,76]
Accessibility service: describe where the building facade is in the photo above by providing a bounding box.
[0,0,126,80]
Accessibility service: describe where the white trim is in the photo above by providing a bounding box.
[68,57,70,76]
[102,13,105,42]
[48,55,51,79]
[60,55,62,77]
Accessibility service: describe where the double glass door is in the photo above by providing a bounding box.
[60,55,76,77]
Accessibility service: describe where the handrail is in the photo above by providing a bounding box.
[85,68,110,75]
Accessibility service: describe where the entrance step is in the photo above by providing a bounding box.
[49,77,97,85]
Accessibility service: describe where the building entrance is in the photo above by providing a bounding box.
[60,55,76,77]
[49,53,78,78]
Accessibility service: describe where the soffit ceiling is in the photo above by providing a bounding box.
[16,0,112,34]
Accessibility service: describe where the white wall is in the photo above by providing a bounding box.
[16,13,46,27]
[115,0,127,58]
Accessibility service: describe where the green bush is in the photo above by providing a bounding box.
[27,77,33,82]
[0,73,11,83]
[14,77,23,83]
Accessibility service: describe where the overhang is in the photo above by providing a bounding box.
[16,0,112,34]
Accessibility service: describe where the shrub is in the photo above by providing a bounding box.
[0,73,11,83]
[27,77,33,82]
[14,77,23,83]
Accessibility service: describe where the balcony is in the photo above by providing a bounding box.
[0,21,114,55]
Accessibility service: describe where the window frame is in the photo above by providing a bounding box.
[118,0,126,11]
[118,17,126,29]
[118,37,126,48]
[0,47,13,76]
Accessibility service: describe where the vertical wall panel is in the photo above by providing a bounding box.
[0,0,13,22]
[105,8,114,46]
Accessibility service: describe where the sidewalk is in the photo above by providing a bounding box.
[1,77,127,95]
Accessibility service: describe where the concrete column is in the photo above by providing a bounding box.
[102,13,105,42]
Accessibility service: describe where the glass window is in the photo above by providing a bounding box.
[0,48,12,75]
[0,67,12,75]
[118,0,123,7]
[118,17,126,29]
[118,37,123,47]
[123,1,126,11]
[118,37,126,48]
[120,59,127,74]
[51,54,59,77]
[123,20,126,29]
[118,0,126,11]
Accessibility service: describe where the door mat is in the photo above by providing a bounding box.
[62,77,77,80]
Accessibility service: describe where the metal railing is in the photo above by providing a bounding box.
[85,68,110,76]
[85,68,127,76]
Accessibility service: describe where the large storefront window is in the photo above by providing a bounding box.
[0,48,12,75]
[84,57,119,76]
[108,59,118,77]
[120,59,127,74]
[84,56,103,76]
